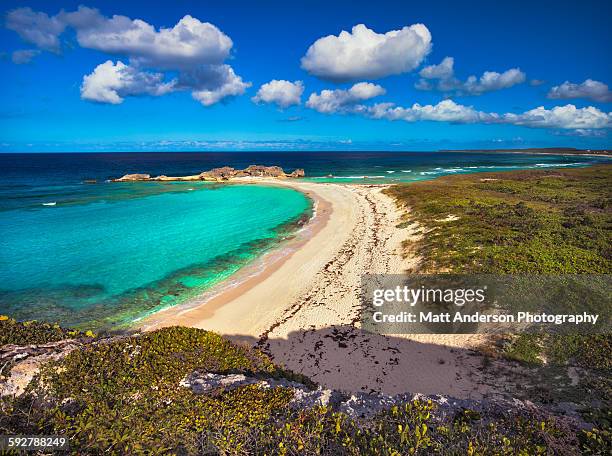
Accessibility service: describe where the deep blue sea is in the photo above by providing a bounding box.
[1,151,609,328]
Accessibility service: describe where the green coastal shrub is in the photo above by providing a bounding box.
[386,166,612,433]
[1,326,310,454]
[0,315,94,345]
[1,323,609,454]
[386,166,611,274]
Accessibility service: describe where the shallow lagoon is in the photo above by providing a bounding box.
[0,182,311,328]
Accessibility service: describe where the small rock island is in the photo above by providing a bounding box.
[113,165,305,182]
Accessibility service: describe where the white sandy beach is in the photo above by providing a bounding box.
[141,179,494,398]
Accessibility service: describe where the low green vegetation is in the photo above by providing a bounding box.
[0,315,94,345]
[1,322,609,454]
[387,165,611,428]
[386,166,611,274]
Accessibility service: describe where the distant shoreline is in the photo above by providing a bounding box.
[439,148,612,158]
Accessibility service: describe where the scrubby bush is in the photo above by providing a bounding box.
[386,167,611,364]
[1,323,609,454]
[386,166,612,438]
[0,315,94,345]
[386,166,611,274]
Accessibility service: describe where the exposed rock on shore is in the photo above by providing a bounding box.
[179,370,587,423]
[114,173,151,181]
[0,339,84,397]
[1,322,602,454]
[1,335,588,427]
[112,165,305,182]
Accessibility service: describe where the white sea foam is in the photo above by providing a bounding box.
[42,202,56,206]
[534,162,583,168]
[314,175,387,179]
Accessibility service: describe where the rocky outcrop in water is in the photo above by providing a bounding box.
[289,168,305,178]
[113,166,305,182]
[114,173,151,182]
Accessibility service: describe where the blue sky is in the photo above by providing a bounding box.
[1,0,611,152]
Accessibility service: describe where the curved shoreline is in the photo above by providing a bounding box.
[138,179,495,398]
[138,180,331,331]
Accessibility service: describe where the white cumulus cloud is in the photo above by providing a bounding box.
[370,101,610,129]
[301,23,431,82]
[502,105,612,129]
[80,60,176,104]
[419,56,455,80]
[252,80,304,108]
[6,5,248,106]
[59,7,232,69]
[462,69,526,95]
[367,99,495,123]
[306,84,611,131]
[547,79,612,103]
[415,56,525,96]
[367,101,611,129]
[189,65,251,106]
[306,82,386,113]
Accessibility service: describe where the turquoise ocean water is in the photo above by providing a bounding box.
[0,151,609,328]
[0,181,311,328]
